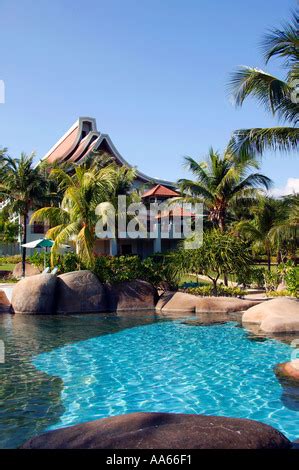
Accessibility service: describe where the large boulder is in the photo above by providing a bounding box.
[261,311,299,333]
[12,262,40,279]
[0,290,11,313]
[242,298,299,333]
[275,360,299,384]
[56,270,107,314]
[11,273,57,314]
[195,297,261,314]
[105,280,158,312]
[156,291,200,313]
[21,412,291,449]
[156,291,260,314]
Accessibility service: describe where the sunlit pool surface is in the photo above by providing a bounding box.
[0,313,298,447]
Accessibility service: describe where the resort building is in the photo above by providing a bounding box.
[2,117,187,257]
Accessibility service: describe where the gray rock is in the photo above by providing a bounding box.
[21,412,291,449]
[11,273,57,314]
[242,298,299,333]
[105,279,158,311]
[56,270,107,314]
[12,262,40,279]
[156,291,260,314]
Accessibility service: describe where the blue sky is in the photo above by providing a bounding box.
[0,0,297,193]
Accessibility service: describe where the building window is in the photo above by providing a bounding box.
[31,221,45,234]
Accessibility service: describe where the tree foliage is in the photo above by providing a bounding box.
[229,11,299,154]
[179,147,271,231]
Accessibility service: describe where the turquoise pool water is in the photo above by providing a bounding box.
[32,321,299,441]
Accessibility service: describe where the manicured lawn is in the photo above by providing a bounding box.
[183,263,299,286]
[0,264,15,271]
[179,274,210,286]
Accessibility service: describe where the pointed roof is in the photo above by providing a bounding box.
[41,117,176,187]
[141,184,180,198]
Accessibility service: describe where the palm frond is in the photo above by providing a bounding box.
[30,206,69,226]
[232,127,299,154]
[178,179,214,200]
[231,173,272,195]
[263,12,299,65]
[229,66,290,115]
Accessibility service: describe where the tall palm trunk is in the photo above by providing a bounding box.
[21,213,27,277]
[219,212,229,286]
[276,250,282,265]
[266,247,271,272]
[219,214,225,233]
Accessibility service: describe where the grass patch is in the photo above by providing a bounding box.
[0,264,15,271]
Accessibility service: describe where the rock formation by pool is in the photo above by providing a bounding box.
[242,298,299,333]
[10,271,159,314]
[8,271,299,337]
[20,411,292,449]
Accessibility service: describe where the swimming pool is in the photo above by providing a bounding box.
[0,313,298,447]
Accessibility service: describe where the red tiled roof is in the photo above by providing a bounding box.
[156,207,194,219]
[141,184,180,198]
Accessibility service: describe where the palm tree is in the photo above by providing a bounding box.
[95,165,140,254]
[229,12,299,154]
[178,146,272,232]
[30,162,117,266]
[0,209,19,244]
[268,193,299,263]
[0,153,48,277]
[234,196,283,270]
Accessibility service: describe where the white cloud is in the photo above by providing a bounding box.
[269,178,299,198]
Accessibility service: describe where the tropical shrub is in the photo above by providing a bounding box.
[236,265,266,288]
[263,270,280,292]
[266,290,298,298]
[93,255,141,283]
[185,285,246,297]
[250,267,267,288]
[277,261,299,297]
[178,230,253,290]
[29,251,51,270]
[147,253,183,290]
[92,253,181,288]
[0,215,19,243]
[0,254,22,264]
[61,252,81,273]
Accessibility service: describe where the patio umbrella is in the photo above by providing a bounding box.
[21,238,70,268]
[21,238,54,249]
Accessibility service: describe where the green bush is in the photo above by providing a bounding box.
[29,251,81,274]
[179,230,253,290]
[146,253,182,290]
[28,251,51,270]
[285,269,299,296]
[92,253,180,288]
[185,285,246,297]
[0,254,22,264]
[250,267,266,288]
[266,290,299,298]
[263,270,280,292]
[236,266,266,288]
[61,252,81,273]
[93,255,142,283]
[277,261,299,297]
